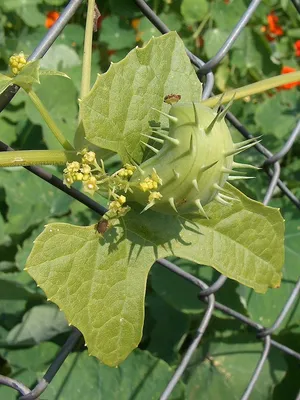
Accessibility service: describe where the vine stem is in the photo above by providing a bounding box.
[27,89,75,151]
[0,150,76,167]
[79,0,95,122]
[201,71,300,108]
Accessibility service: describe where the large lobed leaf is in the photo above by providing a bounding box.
[80,31,202,163]
[186,334,286,399]
[26,184,284,366]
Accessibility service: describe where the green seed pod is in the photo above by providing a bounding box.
[128,101,258,216]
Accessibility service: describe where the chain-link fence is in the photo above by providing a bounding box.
[0,0,299,398]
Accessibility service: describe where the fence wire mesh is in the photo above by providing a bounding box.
[0,0,299,398]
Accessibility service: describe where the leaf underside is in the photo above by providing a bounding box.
[26,184,284,366]
[80,31,202,163]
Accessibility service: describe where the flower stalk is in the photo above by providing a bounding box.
[0,150,76,167]
[201,71,300,108]
[27,89,74,151]
[79,0,96,122]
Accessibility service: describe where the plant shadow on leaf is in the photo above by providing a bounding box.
[100,202,203,261]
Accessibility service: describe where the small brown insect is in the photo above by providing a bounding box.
[95,219,109,235]
[164,94,181,105]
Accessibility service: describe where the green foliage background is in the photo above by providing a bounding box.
[0,0,299,398]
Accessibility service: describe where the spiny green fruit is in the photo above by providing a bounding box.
[128,101,259,216]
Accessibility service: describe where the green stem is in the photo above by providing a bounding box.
[0,150,76,167]
[27,89,75,151]
[192,13,210,39]
[79,0,95,121]
[201,71,300,108]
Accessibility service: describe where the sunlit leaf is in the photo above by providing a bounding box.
[80,32,202,163]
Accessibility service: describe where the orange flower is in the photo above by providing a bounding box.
[267,13,283,35]
[131,18,140,30]
[294,40,300,57]
[45,11,60,29]
[195,36,204,48]
[262,12,283,42]
[107,49,116,56]
[278,66,300,90]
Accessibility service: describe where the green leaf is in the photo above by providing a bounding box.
[0,74,13,95]
[109,0,142,18]
[146,293,189,363]
[0,271,38,300]
[12,60,40,89]
[231,28,275,75]
[44,0,66,5]
[9,26,46,57]
[0,211,10,247]
[0,342,59,400]
[203,28,230,60]
[211,0,247,30]
[40,44,81,70]
[0,169,72,234]
[39,70,70,79]
[181,0,209,24]
[26,185,284,365]
[16,226,44,270]
[6,304,69,346]
[45,349,185,399]
[151,260,206,314]
[137,17,161,42]
[0,117,17,146]
[1,0,45,27]
[26,221,157,366]
[1,104,27,124]
[186,334,286,399]
[0,271,41,319]
[255,90,300,139]
[1,342,59,371]
[25,75,78,149]
[100,16,136,50]
[138,14,182,43]
[151,259,247,315]
[54,24,85,48]
[238,219,300,332]
[80,32,202,163]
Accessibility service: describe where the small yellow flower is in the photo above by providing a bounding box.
[124,164,136,175]
[151,168,162,185]
[63,173,74,188]
[118,195,126,205]
[83,176,99,195]
[82,174,90,181]
[118,168,128,178]
[139,181,148,192]
[81,164,91,175]
[139,170,162,192]
[108,195,127,213]
[83,151,96,164]
[9,52,27,75]
[148,191,162,203]
[118,163,136,179]
[75,172,84,181]
[66,161,80,173]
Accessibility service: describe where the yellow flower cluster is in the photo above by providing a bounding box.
[139,168,163,205]
[63,160,92,184]
[109,195,126,212]
[148,191,162,203]
[63,149,100,195]
[117,163,136,178]
[107,195,129,219]
[9,52,27,75]
[139,168,162,192]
